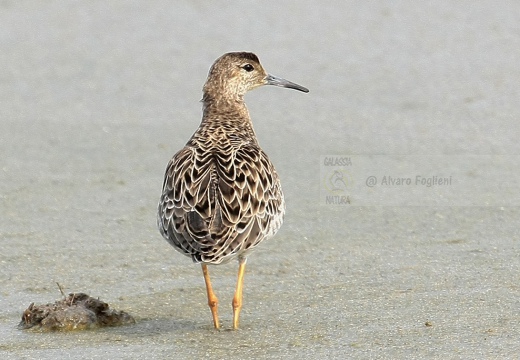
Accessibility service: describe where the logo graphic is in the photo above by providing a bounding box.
[323,169,350,194]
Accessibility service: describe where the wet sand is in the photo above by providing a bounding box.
[1,1,520,358]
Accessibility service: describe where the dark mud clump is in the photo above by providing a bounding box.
[19,292,135,331]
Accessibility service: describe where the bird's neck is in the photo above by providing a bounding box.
[195,95,258,143]
[202,91,244,107]
[201,95,250,124]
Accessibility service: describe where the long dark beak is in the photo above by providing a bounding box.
[266,74,309,93]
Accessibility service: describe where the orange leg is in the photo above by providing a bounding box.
[202,264,220,329]
[232,258,247,329]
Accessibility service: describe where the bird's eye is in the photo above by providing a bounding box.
[242,64,254,72]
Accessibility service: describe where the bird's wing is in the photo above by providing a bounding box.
[158,143,284,263]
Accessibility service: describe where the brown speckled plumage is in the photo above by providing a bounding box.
[157,52,308,329]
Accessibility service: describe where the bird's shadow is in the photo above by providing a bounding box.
[108,315,248,337]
